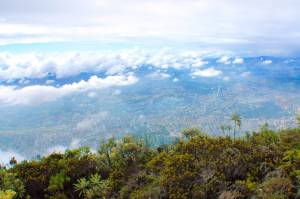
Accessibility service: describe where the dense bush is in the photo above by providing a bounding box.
[1,126,300,199]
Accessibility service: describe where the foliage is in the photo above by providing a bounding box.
[218,190,242,199]
[0,170,25,198]
[74,173,112,199]
[1,127,300,198]
[0,190,16,199]
[231,113,241,140]
[256,177,294,199]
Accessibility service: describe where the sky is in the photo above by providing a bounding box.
[0,49,234,105]
[1,0,300,163]
[0,0,298,107]
[0,0,300,55]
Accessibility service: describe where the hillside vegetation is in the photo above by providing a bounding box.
[1,122,300,198]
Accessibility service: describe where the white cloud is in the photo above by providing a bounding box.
[263,60,272,65]
[190,59,208,68]
[217,56,231,65]
[173,78,179,82]
[87,92,97,98]
[241,71,251,77]
[233,58,244,64]
[0,0,300,54]
[0,74,138,105]
[192,68,222,77]
[148,71,170,79]
[0,50,213,81]
[45,80,55,85]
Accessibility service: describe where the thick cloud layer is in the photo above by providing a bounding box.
[0,74,138,105]
[0,50,212,80]
[0,0,300,54]
[0,49,281,106]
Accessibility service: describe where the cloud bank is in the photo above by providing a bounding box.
[0,74,138,105]
[0,0,300,54]
[192,68,222,77]
[0,49,284,106]
[0,50,212,80]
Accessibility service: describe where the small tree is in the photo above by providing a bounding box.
[225,125,232,137]
[9,157,17,166]
[74,178,90,197]
[182,128,204,139]
[297,114,300,127]
[220,125,233,137]
[98,136,116,168]
[74,174,111,199]
[220,125,226,136]
[231,113,241,140]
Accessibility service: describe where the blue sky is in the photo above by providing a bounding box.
[0,0,299,108]
[0,0,300,56]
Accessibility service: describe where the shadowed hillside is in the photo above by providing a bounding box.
[1,120,300,199]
